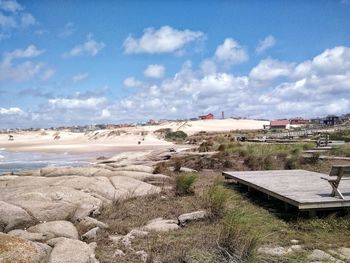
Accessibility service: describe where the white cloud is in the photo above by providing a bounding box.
[256,35,276,53]
[0,0,36,34]
[249,58,294,81]
[123,77,142,88]
[72,72,88,82]
[40,68,55,81]
[0,0,23,13]
[144,64,165,78]
[64,34,105,57]
[215,38,248,65]
[100,109,111,118]
[59,22,74,38]
[48,97,106,110]
[0,107,23,115]
[123,26,204,54]
[0,45,46,82]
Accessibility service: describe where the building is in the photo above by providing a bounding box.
[323,115,340,126]
[270,120,290,129]
[290,117,308,125]
[199,113,214,120]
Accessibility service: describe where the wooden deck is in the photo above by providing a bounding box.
[223,170,350,210]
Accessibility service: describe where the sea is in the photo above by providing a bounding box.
[0,148,94,174]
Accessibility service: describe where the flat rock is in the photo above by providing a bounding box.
[77,216,109,231]
[178,210,208,226]
[108,165,154,173]
[110,171,168,181]
[8,229,55,242]
[142,217,180,232]
[0,200,33,232]
[110,176,161,199]
[258,246,292,257]
[81,227,99,242]
[49,238,97,263]
[40,166,115,177]
[307,249,343,263]
[0,233,51,263]
[28,220,79,240]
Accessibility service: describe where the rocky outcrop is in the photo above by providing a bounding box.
[0,201,33,232]
[109,170,168,182]
[49,238,98,263]
[142,218,180,232]
[40,166,115,177]
[178,210,208,226]
[0,233,51,263]
[8,229,55,242]
[110,176,161,199]
[27,220,79,240]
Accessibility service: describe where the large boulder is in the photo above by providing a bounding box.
[0,185,103,222]
[40,166,116,177]
[110,176,161,199]
[0,233,51,263]
[28,220,79,240]
[8,229,55,242]
[0,201,33,232]
[142,218,179,232]
[49,238,97,263]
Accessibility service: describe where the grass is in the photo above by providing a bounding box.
[329,129,350,142]
[202,182,232,218]
[330,144,350,157]
[175,173,197,196]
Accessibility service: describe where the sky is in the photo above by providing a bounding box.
[0,0,350,128]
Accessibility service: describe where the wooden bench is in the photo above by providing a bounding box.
[322,165,350,199]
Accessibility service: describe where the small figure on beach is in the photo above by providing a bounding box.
[8,135,14,141]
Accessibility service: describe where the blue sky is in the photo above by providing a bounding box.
[0,0,350,128]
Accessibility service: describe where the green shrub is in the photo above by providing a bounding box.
[218,209,260,261]
[175,173,197,196]
[203,183,231,218]
[165,130,188,142]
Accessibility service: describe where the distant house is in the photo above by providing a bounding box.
[290,117,308,125]
[323,115,340,126]
[147,119,157,125]
[199,113,214,120]
[270,120,290,129]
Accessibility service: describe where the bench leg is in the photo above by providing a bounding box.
[329,182,345,199]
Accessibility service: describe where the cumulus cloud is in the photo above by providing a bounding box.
[0,45,48,82]
[0,106,24,115]
[214,38,248,65]
[64,33,105,57]
[256,35,276,53]
[59,22,75,38]
[123,77,142,88]
[123,26,204,54]
[0,0,37,36]
[144,64,165,78]
[72,72,88,82]
[249,58,294,81]
[48,97,106,110]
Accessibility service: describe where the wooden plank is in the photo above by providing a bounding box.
[223,170,350,210]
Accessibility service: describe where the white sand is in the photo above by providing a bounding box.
[0,118,268,154]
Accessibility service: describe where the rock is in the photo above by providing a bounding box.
[258,246,292,257]
[28,220,79,240]
[290,245,303,252]
[338,248,350,259]
[81,227,99,242]
[169,167,198,173]
[40,166,115,177]
[46,237,66,247]
[136,250,148,263]
[307,249,343,262]
[77,217,109,231]
[111,171,169,181]
[178,210,208,226]
[0,201,33,232]
[8,229,55,242]
[109,165,154,173]
[0,233,51,263]
[49,238,98,263]
[73,203,101,221]
[110,176,161,199]
[290,239,299,244]
[113,249,125,257]
[109,229,149,249]
[142,218,180,232]
[0,183,103,222]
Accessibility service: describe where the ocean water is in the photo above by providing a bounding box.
[0,148,93,174]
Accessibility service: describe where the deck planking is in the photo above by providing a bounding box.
[223,170,350,210]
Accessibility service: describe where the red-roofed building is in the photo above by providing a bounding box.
[289,117,308,125]
[199,113,214,120]
[270,120,290,129]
